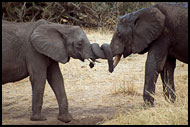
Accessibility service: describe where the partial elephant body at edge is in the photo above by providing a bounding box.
[110,2,188,106]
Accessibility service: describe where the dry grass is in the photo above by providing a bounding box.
[2,29,188,125]
[103,99,188,125]
[112,79,140,96]
[104,104,187,125]
[103,61,188,125]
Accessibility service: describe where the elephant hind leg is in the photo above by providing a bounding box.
[29,68,47,121]
[27,57,49,121]
[160,56,176,103]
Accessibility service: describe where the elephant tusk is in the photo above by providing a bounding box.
[113,55,121,68]
[87,59,95,64]
[88,59,101,63]
[94,60,101,63]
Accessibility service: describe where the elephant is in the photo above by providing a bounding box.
[110,3,188,106]
[2,19,113,122]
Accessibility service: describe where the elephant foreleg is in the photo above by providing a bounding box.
[160,56,176,103]
[143,36,169,107]
[47,61,72,123]
[144,58,160,107]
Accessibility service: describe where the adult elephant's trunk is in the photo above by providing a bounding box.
[91,43,114,73]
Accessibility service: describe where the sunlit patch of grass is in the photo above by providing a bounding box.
[103,87,188,125]
[103,76,188,125]
[103,102,188,125]
[112,80,140,96]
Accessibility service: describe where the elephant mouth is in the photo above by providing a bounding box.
[79,58,85,62]
[79,57,98,69]
[113,47,132,69]
[87,58,101,68]
[123,46,132,58]
[77,53,85,62]
[78,52,95,63]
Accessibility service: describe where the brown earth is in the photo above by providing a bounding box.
[2,29,188,125]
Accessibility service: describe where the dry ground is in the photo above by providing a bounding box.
[2,29,188,125]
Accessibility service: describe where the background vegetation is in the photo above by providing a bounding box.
[2,2,156,30]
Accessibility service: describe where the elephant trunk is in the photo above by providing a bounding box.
[91,43,114,73]
[91,43,106,59]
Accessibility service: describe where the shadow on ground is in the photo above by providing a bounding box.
[2,105,118,125]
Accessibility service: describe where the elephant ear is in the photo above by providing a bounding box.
[132,7,165,53]
[30,24,69,64]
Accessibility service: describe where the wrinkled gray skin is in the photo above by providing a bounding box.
[91,43,114,72]
[110,3,188,106]
[2,19,113,122]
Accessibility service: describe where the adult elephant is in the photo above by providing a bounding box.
[110,3,188,106]
[2,19,113,122]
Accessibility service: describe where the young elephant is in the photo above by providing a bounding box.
[2,19,113,122]
[110,3,188,106]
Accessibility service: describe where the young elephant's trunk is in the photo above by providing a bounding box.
[91,43,114,73]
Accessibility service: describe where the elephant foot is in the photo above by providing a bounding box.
[143,101,155,108]
[30,113,47,121]
[143,94,155,107]
[164,91,176,103]
[57,112,72,123]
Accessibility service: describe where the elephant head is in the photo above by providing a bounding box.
[110,7,165,68]
[30,22,113,72]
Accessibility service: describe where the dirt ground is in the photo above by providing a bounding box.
[2,30,188,125]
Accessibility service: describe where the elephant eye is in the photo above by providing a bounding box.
[117,31,121,38]
[76,41,83,49]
